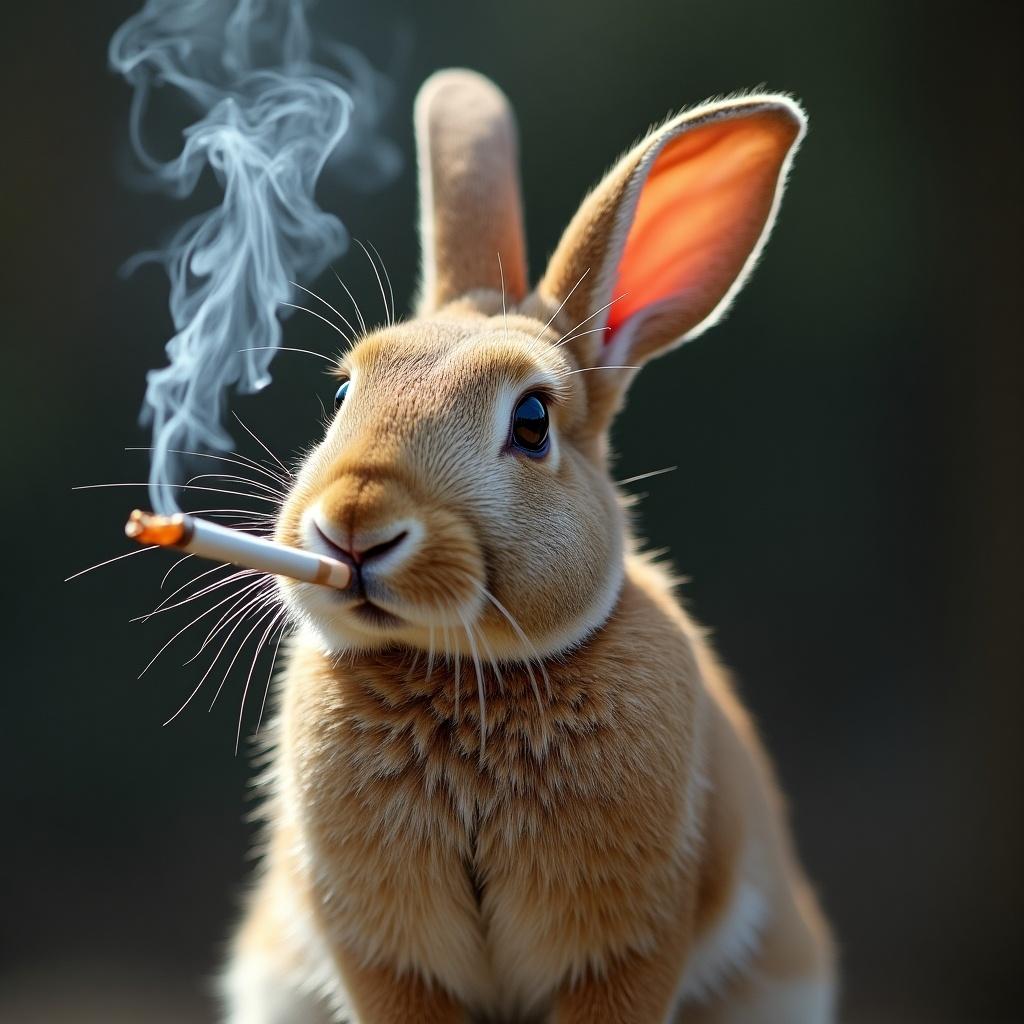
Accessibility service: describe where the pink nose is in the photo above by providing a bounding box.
[313,511,411,567]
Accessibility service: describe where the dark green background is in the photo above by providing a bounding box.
[4,1,1021,1020]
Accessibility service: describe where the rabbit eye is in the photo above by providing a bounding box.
[334,380,350,410]
[510,393,549,455]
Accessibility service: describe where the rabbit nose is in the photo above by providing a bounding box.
[313,510,412,567]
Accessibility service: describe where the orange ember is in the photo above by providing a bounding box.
[124,509,189,547]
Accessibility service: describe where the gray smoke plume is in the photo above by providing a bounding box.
[109,0,399,511]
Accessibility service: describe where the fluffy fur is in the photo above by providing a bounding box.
[221,69,835,1023]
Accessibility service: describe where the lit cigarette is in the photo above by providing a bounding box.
[124,509,351,589]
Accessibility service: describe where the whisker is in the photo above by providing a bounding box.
[125,446,290,487]
[254,619,289,738]
[498,252,509,345]
[64,544,157,582]
[289,280,359,341]
[132,568,258,622]
[160,553,196,589]
[237,609,286,754]
[208,602,279,714]
[365,241,395,326]
[143,561,236,620]
[552,326,609,350]
[460,611,487,761]
[239,345,335,363]
[72,482,280,504]
[357,239,392,326]
[183,507,276,519]
[617,465,678,487]
[332,268,367,335]
[185,471,286,501]
[553,293,627,349]
[564,365,637,375]
[279,300,351,341]
[231,412,291,478]
[185,581,276,663]
[473,580,548,707]
[162,591,274,726]
[534,267,591,343]
[137,576,266,680]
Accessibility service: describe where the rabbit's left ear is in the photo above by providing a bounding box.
[415,69,529,312]
[537,95,806,426]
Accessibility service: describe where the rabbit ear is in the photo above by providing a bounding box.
[414,69,529,312]
[537,95,805,425]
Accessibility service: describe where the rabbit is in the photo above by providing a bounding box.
[220,68,836,1024]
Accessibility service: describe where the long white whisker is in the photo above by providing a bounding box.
[564,365,637,375]
[460,611,487,761]
[185,581,276,663]
[137,577,266,680]
[209,600,277,719]
[534,267,590,342]
[357,239,392,326]
[72,482,280,504]
[554,293,627,349]
[183,507,276,520]
[132,569,259,622]
[473,581,547,707]
[160,553,195,589]
[163,593,274,726]
[254,620,288,738]
[279,301,351,340]
[554,326,610,349]
[205,597,279,711]
[366,241,395,326]
[231,412,290,477]
[237,609,287,754]
[125,446,290,486]
[239,345,335,363]
[289,280,357,341]
[617,466,678,487]
[498,252,509,345]
[332,268,367,335]
[64,545,157,582]
[185,471,286,501]
[143,561,236,620]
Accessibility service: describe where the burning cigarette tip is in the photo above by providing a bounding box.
[125,509,191,547]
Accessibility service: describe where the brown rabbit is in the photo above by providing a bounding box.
[221,69,835,1023]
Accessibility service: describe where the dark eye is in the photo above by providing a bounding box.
[511,393,549,455]
[334,379,350,410]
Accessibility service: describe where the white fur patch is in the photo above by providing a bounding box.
[220,953,344,1024]
[676,879,768,1007]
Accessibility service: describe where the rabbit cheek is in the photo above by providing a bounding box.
[478,457,624,655]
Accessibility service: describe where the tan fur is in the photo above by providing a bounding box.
[221,70,835,1023]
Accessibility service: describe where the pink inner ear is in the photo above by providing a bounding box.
[605,114,795,344]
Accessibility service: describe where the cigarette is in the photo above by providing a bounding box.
[124,509,351,590]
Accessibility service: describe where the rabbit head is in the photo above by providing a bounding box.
[275,69,805,660]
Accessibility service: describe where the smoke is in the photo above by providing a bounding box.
[109,0,400,512]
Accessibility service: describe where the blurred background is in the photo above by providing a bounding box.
[4,0,1021,1020]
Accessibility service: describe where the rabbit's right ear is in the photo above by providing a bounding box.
[414,69,529,312]
[537,95,806,432]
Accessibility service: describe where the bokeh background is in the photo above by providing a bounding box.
[4,0,1021,1021]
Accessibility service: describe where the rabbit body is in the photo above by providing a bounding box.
[221,70,835,1023]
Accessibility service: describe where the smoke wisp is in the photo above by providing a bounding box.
[109,0,399,511]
